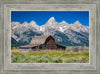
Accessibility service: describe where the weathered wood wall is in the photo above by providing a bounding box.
[45,37,57,49]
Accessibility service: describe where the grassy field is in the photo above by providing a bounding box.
[11,48,89,63]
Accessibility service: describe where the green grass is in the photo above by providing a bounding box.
[64,57,89,63]
[11,49,89,63]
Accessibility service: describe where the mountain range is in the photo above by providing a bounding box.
[11,17,89,47]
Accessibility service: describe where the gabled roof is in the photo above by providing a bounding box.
[19,44,37,48]
[30,35,52,45]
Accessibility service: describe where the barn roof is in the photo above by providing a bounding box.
[30,35,52,45]
[19,44,38,48]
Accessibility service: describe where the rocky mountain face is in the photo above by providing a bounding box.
[11,17,89,47]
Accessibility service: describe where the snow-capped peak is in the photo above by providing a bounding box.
[73,21,82,26]
[47,17,56,23]
[74,21,80,24]
[22,22,28,25]
[30,21,36,24]
[60,21,67,24]
[11,22,20,25]
[43,17,57,27]
[29,21,39,28]
[49,17,55,20]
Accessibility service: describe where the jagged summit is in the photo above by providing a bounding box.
[22,22,28,25]
[60,21,68,24]
[11,18,85,27]
[29,21,39,27]
[30,21,36,24]
[11,18,88,33]
[11,22,20,25]
[74,20,80,24]
[49,17,55,20]
[47,17,56,23]
[73,21,82,26]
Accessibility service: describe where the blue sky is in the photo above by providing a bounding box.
[11,11,89,26]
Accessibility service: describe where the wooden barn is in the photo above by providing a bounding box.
[19,35,66,52]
